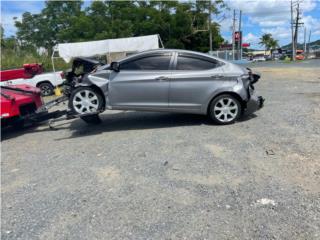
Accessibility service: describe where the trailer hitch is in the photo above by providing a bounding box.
[47,110,103,129]
[36,95,69,113]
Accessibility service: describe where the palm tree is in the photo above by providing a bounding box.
[268,38,278,50]
[259,33,272,54]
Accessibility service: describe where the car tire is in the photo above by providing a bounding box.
[208,94,241,125]
[69,86,104,123]
[38,82,54,96]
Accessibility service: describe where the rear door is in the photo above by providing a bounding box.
[108,53,173,109]
[169,52,225,112]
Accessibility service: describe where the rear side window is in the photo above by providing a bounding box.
[176,55,220,70]
[121,55,171,70]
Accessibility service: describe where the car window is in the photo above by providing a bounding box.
[176,55,219,70]
[121,55,171,71]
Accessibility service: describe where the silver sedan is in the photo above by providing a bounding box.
[69,49,264,125]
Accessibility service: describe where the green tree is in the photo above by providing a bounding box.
[15,1,83,50]
[259,33,272,54]
[13,0,225,53]
[268,38,278,50]
[259,33,278,54]
[0,25,4,47]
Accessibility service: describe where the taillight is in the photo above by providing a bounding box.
[60,72,65,79]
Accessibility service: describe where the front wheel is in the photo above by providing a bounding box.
[69,86,104,123]
[208,94,241,125]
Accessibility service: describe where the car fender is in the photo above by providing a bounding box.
[74,72,111,107]
[201,81,247,114]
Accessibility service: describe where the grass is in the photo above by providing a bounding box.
[1,49,70,72]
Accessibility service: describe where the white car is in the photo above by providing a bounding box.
[252,55,266,62]
[0,71,64,96]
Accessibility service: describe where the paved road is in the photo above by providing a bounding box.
[1,66,320,239]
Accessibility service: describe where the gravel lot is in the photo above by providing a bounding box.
[1,60,320,240]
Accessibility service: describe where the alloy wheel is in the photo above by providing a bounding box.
[72,89,99,114]
[213,97,239,123]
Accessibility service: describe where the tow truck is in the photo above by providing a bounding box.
[1,35,162,129]
[1,58,102,129]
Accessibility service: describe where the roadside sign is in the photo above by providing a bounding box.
[219,44,233,49]
[234,31,241,42]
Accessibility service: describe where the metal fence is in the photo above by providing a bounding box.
[208,50,241,61]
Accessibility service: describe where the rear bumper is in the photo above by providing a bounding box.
[245,94,264,115]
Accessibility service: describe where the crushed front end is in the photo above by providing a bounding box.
[241,68,265,115]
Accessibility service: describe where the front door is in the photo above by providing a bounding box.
[108,53,173,110]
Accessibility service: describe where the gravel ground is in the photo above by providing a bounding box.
[246,58,320,68]
[1,62,320,240]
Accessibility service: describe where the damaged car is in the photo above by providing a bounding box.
[68,49,264,125]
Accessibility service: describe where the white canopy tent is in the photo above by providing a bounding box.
[51,34,163,72]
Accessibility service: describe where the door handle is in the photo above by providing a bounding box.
[155,76,169,81]
[210,74,223,79]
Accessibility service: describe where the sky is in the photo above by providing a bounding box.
[218,0,320,48]
[1,0,320,49]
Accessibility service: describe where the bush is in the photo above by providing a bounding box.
[1,48,70,72]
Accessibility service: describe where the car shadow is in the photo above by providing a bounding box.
[238,113,258,122]
[1,123,49,141]
[1,111,258,141]
[55,111,212,140]
[56,111,258,140]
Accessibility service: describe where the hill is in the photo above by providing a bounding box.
[282,39,320,50]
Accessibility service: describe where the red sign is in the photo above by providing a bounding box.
[234,31,241,42]
[219,44,233,49]
[242,43,250,47]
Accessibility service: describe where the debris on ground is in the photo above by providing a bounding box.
[266,149,275,155]
[256,198,276,206]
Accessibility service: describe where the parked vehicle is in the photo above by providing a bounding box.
[296,54,305,60]
[252,54,266,62]
[68,49,264,125]
[0,63,64,96]
[1,85,43,128]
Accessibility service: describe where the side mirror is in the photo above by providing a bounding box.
[110,62,120,72]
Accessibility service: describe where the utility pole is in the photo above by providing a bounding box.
[232,9,236,61]
[293,2,304,58]
[238,10,242,60]
[293,3,300,53]
[307,29,311,56]
[209,0,212,52]
[290,0,303,61]
[303,27,306,53]
[290,0,295,61]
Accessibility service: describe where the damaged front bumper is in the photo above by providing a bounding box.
[245,94,265,115]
